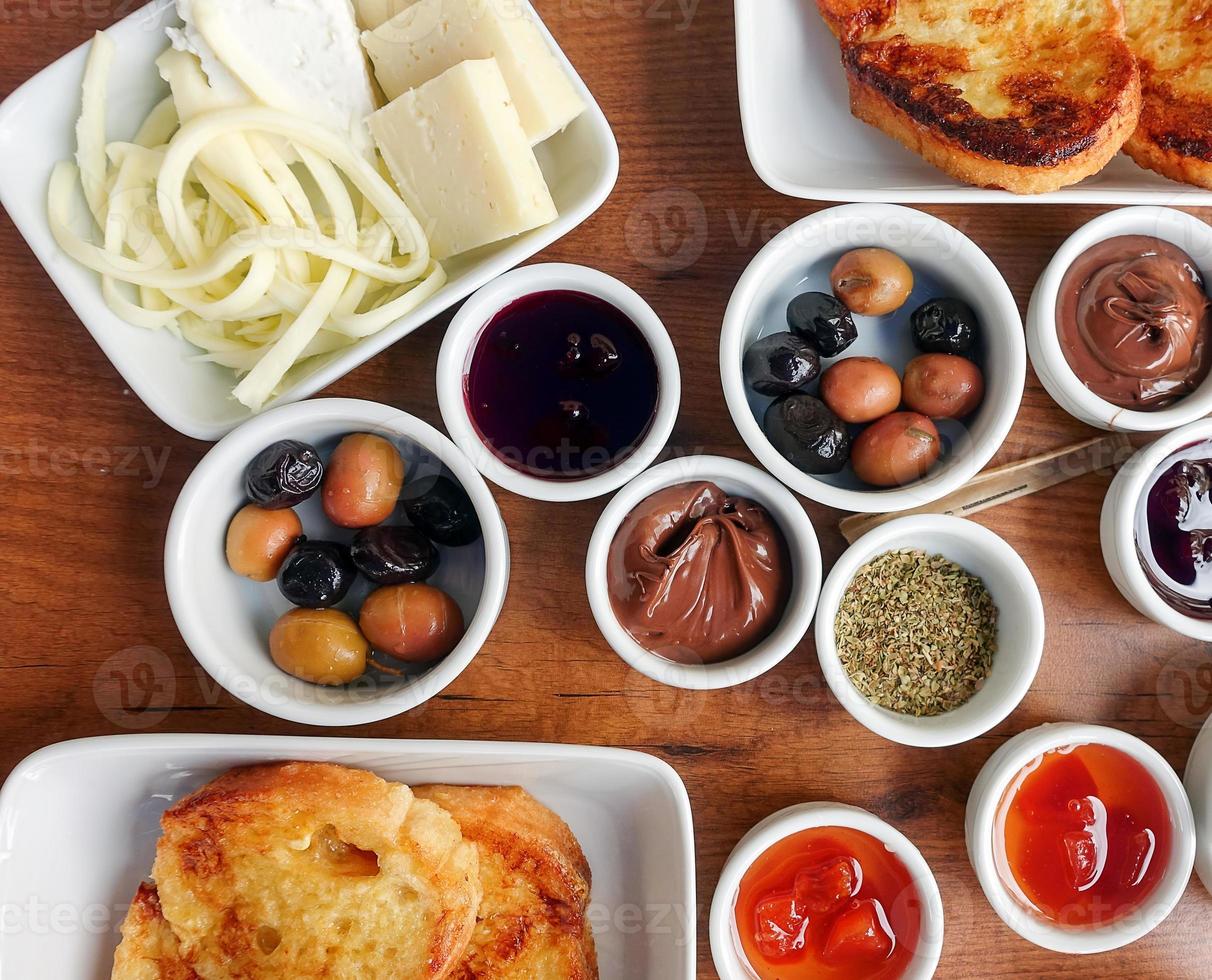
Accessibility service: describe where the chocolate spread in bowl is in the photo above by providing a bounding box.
[606,481,791,665]
[1056,235,1212,410]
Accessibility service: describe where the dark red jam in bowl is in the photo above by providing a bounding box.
[1136,439,1212,619]
[465,290,660,480]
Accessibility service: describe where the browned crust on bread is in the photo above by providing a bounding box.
[111,884,200,980]
[844,39,1139,172]
[847,64,1141,193]
[153,762,480,980]
[817,0,1143,192]
[413,785,598,980]
[1124,75,1212,189]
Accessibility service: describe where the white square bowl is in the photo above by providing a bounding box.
[0,735,696,979]
[735,0,1212,205]
[0,0,618,440]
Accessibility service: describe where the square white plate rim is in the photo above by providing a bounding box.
[734,0,1212,205]
[0,0,620,441]
[0,733,697,979]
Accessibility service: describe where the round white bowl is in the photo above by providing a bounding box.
[585,455,822,690]
[1026,206,1212,432]
[1184,714,1212,897]
[165,398,510,726]
[815,515,1044,747]
[436,263,681,503]
[1100,416,1212,640]
[720,203,1025,514]
[966,722,1196,954]
[710,802,945,980]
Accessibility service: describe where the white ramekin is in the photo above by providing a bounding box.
[1026,206,1212,432]
[814,515,1044,747]
[720,203,1025,514]
[710,802,944,980]
[165,398,510,726]
[1100,417,1212,640]
[436,263,681,503]
[1185,714,1212,898]
[966,722,1196,954]
[585,455,822,690]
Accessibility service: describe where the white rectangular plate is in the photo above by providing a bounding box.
[735,0,1212,205]
[0,735,695,979]
[0,0,618,440]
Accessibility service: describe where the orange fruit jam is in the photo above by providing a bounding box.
[734,826,923,980]
[995,743,1172,928]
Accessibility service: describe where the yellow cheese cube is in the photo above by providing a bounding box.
[368,58,558,260]
[362,0,584,144]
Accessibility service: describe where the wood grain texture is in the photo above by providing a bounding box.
[1,2,1211,977]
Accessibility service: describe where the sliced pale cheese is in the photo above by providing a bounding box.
[368,58,556,260]
[362,0,583,144]
[352,0,412,30]
[168,0,377,154]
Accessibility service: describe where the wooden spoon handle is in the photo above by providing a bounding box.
[838,433,1134,544]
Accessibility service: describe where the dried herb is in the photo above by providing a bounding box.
[834,549,998,717]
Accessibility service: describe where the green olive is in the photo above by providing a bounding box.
[268,608,368,685]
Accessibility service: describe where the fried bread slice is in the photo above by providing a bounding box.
[817,0,1141,193]
[412,785,598,980]
[150,761,481,980]
[1122,0,1212,188]
[111,884,199,980]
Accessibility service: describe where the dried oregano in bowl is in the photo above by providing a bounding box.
[834,549,998,716]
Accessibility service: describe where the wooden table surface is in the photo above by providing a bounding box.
[2,2,1211,978]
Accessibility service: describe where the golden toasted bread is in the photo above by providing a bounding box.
[1122,0,1212,188]
[413,786,598,980]
[150,761,481,980]
[111,884,199,980]
[817,0,1142,193]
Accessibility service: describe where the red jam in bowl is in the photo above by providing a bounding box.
[734,826,922,980]
[465,290,659,480]
[994,743,1172,928]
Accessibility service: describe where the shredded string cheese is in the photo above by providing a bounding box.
[49,30,441,412]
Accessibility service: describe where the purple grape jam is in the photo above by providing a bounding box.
[465,290,660,480]
[1136,441,1212,619]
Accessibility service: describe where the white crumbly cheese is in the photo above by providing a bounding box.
[168,0,378,153]
[362,0,584,144]
[368,59,557,259]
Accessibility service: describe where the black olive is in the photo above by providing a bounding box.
[787,292,858,357]
[743,332,821,396]
[350,526,439,584]
[763,395,851,474]
[401,475,482,547]
[245,440,323,509]
[911,298,979,357]
[276,540,357,608]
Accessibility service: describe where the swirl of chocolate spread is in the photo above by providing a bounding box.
[607,481,792,664]
[1057,235,1212,410]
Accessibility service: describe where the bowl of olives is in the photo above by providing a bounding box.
[720,203,1025,513]
[165,398,509,726]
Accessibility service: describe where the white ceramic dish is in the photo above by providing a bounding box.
[0,734,696,979]
[721,204,1024,514]
[1027,207,1212,432]
[437,263,681,502]
[966,722,1196,954]
[0,0,619,441]
[585,455,822,689]
[734,0,1212,204]
[1100,417,1212,639]
[709,802,944,980]
[815,515,1044,747]
[1184,714,1212,897]
[165,398,510,726]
